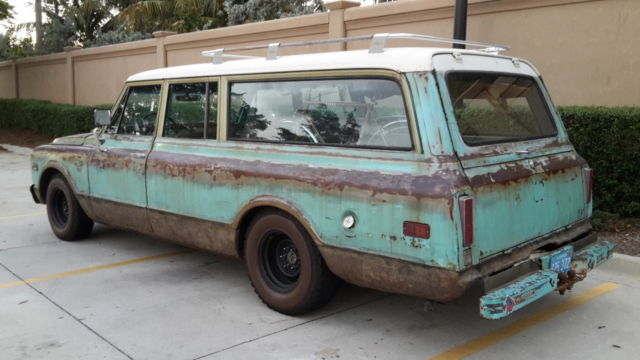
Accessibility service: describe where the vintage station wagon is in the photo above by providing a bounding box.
[29,34,614,319]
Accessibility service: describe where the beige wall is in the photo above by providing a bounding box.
[165,13,331,66]
[16,54,68,104]
[1,0,637,106]
[73,42,157,105]
[0,62,15,99]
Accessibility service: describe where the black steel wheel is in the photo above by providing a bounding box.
[245,210,338,315]
[260,230,301,292]
[45,174,93,241]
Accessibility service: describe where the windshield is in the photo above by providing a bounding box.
[446,72,557,146]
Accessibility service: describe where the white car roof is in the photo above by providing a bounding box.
[127,47,507,82]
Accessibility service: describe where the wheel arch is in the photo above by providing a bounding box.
[232,196,323,259]
[38,162,79,203]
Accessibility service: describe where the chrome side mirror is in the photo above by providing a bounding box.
[94,109,111,127]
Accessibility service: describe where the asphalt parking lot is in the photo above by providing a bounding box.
[1,145,639,360]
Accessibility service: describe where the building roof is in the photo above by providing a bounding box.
[127,47,503,82]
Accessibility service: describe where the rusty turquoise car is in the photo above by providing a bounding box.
[29,34,614,319]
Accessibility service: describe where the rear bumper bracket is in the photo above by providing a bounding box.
[479,240,614,319]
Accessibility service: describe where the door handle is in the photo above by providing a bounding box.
[100,147,109,153]
[131,153,146,159]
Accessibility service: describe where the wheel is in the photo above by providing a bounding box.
[245,211,338,315]
[45,174,94,241]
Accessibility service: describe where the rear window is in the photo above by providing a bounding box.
[228,78,412,150]
[446,72,557,146]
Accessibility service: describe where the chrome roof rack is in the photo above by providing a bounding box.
[201,32,510,64]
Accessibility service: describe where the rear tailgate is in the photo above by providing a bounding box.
[433,53,591,260]
[462,150,588,257]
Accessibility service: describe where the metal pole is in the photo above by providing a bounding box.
[204,82,210,139]
[453,0,468,49]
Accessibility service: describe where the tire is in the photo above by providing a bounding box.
[45,174,94,241]
[245,210,338,315]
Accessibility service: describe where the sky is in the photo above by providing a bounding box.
[1,0,35,37]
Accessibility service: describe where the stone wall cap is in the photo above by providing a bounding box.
[325,0,361,11]
[153,31,177,38]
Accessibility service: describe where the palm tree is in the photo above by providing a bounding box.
[35,0,43,50]
[70,0,110,43]
[0,0,13,21]
[116,0,225,33]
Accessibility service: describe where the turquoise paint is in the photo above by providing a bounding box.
[468,165,587,258]
[480,270,559,319]
[433,71,590,261]
[481,240,614,319]
[30,145,91,196]
[146,139,462,269]
[151,137,432,171]
[405,72,455,155]
[571,240,614,274]
[31,70,595,281]
[24,59,617,321]
[87,135,153,206]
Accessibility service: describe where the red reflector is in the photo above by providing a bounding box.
[584,168,593,203]
[403,221,430,239]
[459,196,474,247]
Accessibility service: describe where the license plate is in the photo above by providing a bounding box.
[550,249,572,274]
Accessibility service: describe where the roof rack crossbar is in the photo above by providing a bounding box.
[201,33,509,64]
[201,49,261,64]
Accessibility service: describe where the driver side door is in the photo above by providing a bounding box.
[88,83,162,232]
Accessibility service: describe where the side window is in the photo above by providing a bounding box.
[228,78,412,149]
[164,82,218,139]
[110,88,127,127]
[117,85,162,136]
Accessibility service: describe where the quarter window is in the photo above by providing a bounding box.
[117,85,162,136]
[228,78,412,149]
[164,82,218,139]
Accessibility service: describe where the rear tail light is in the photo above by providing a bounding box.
[583,168,593,203]
[459,196,474,247]
[403,221,430,239]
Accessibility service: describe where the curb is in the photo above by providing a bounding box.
[0,144,33,156]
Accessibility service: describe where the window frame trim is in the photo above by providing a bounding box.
[160,77,221,140]
[155,76,222,141]
[222,70,421,153]
[110,80,164,138]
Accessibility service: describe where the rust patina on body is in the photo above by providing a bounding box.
[29,45,614,318]
[321,220,595,302]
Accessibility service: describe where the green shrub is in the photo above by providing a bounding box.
[559,106,640,217]
[0,99,111,137]
[0,100,637,217]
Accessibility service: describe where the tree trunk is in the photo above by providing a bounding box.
[35,0,43,51]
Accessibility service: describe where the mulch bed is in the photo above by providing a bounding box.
[599,226,640,257]
[0,128,54,148]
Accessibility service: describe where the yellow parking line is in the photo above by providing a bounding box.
[0,250,194,289]
[428,282,620,360]
[0,212,46,220]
